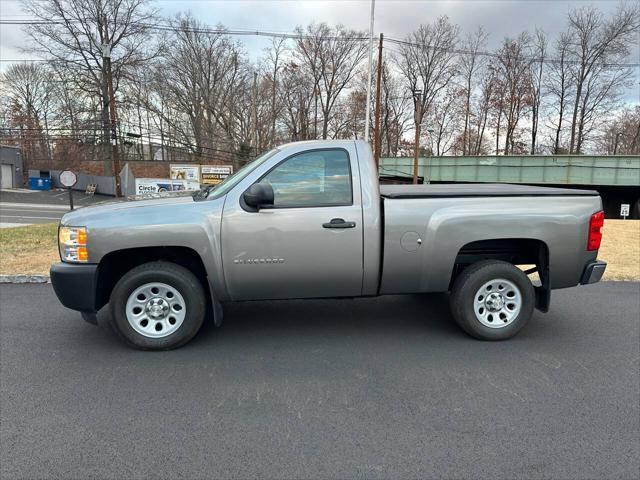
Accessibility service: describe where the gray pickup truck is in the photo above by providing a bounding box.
[50,140,606,349]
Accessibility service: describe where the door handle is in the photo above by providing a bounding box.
[323,218,356,229]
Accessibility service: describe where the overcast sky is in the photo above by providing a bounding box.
[1,0,638,102]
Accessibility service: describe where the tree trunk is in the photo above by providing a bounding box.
[495,109,502,155]
[530,106,538,154]
[322,110,329,139]
[463,79,471,155]
[553,101,564,154]
[569,80,583,154]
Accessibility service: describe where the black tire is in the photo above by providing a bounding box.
[109,261,206,350]
[450,260,535,340]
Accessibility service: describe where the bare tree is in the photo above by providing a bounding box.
[396,16,460,144]
[425,86,460,156]
[567,3,640,153]
[379,61,412,156]
[545,32,574,153]
[459,26,488,155]
[529,29,547,154]
[328,91,366,139]
[469,63,496,155]
[294,23,367,139]
[264,38,288,147]
[278,62,315,141]
[494,32,533,154]
[1,63,55,165]
[1,64,52,128]
[10,2,640,164]
[598,105,640,154]
[23,0,159,173]
[148,15,245,163]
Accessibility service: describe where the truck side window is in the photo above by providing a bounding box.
[260,149,352,208]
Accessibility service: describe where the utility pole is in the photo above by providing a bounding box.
[100,17,113,178]
[363,0,376,142]
[252,71,258,154]
[412,89,422,185]
[373,33,383,170]
[102,15,121,196]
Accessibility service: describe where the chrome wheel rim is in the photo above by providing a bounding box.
[473,278,522,328]
[125,282,186,338]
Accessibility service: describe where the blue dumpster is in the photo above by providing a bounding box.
[28,177,51,190]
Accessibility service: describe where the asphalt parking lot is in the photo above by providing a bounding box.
[0,189,113,227]
[1,282,639,479]
[0,202,67,226]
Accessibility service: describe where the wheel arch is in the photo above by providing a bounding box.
[95,246,211,312]
[450,238,550,312]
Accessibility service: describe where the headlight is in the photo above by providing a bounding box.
[58,226,88,263]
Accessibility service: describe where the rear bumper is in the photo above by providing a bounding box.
[581,260,607,285]
[50,262,99,313]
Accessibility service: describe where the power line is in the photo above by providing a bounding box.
[2,18,637,67]
[385,37,640,68]
[0,125,263,160]
[0,19,369,41]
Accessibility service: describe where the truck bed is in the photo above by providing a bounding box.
[380,183,599,199]
[379,183,601,294]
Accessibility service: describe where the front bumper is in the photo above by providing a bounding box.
[50,262,99,313]
[581,260,607,285]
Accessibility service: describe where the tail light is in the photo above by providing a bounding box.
[587,211,604,251]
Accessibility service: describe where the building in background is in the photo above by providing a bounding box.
[0,146,23,189]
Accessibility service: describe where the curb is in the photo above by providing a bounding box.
[0,275,50,284]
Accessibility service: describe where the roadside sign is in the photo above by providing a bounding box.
[170,164,200,182]
[135,178,200,195]
[59,170,77,211]
[201,165,233,185]
[59,170,77,188]
[620,203,630,219]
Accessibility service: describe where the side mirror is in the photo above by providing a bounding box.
[243,183,274,210]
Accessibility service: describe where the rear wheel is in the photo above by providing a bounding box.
[450,260,534,340]
[109,261,206,350]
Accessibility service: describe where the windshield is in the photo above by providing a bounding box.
[193,148,279,201]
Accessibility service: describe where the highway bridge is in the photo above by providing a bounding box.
[380,155,640,219]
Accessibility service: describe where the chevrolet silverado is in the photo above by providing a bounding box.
[50,140,607,349]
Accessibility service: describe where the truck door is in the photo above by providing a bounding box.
[221,147,363,300]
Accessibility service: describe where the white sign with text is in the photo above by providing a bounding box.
[620,204,630,218]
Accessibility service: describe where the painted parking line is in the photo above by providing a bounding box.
[0,188,34,193]
[74,196,96,202]
[0,208,65,213]
[0,202,70,210]
[1,215,62,220]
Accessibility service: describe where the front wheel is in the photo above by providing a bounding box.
[450,260,535,340]
[109,261,206,350]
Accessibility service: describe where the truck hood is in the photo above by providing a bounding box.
[60,195,198,227]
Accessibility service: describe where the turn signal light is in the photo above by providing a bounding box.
[77,246,89,262]
[587,211,604,251]
[59,226,88,263]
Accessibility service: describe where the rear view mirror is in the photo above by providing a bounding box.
[243,183,274,210]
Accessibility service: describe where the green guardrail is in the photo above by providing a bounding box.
[380,155,640,186]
